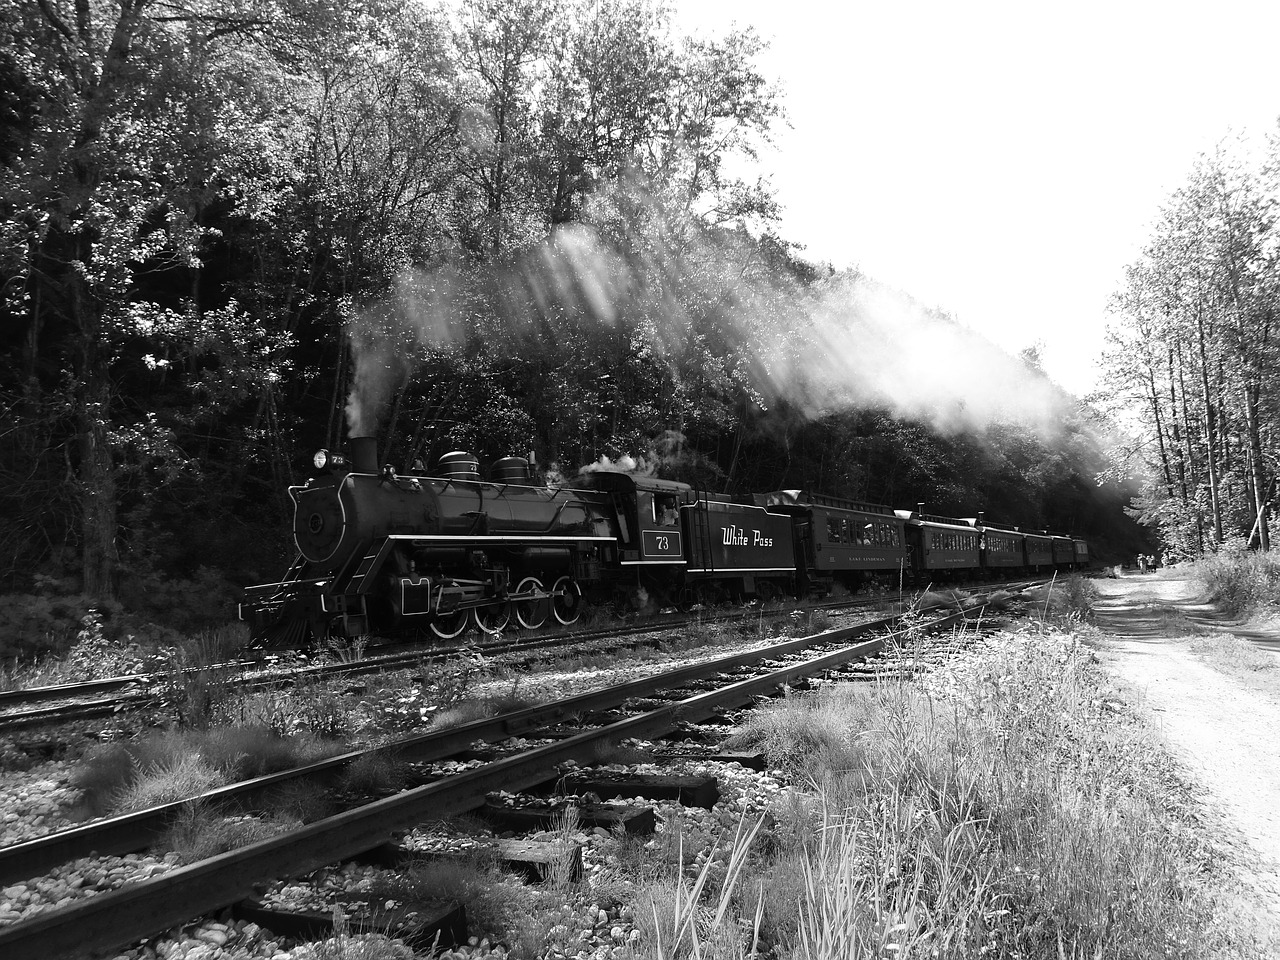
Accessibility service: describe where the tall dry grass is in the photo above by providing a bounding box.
[691,627,1214,959]
[1195,547,1280,618]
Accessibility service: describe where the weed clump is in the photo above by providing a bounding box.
[161,802,297,864]
[1196,545,1280,617]
[662,628,1213,959]
[71,726,343,815]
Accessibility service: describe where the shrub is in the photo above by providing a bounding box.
[1196,547,1280,617]
[1038,574,1099,625]
[0,589,111,662]
[65,611,149,679]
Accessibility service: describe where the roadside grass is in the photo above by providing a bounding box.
[0,621,248,701]
[639,626,1216,959]
[1189,634,1278,675]
[1027,574,1099,626]
[1187,633,1280,703]
[1195,549,1280,618]
[0,654,82,692]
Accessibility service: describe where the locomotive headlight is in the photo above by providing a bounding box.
[313,449,331,470]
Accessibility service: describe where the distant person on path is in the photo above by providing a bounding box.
[1138,554,1148,574]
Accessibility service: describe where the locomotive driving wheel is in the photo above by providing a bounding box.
[473,601,511,635]
[429,609,469,640]
[550,576,583,625]
[514,576,548,630]
[755,580,783,605]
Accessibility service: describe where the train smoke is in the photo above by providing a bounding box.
[343,174,1075,448]
[579,453,655,476]
[775,275,1071,436]
[344,267,468,437]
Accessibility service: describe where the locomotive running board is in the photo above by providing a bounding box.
[382,535,616,543]
[352,534,621,595]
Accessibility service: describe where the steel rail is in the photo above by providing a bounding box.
[0,580,1028,887]
[1,574,1044,719]
[0,597,854,727]
[0,612,908,888]
[0,615,928,960]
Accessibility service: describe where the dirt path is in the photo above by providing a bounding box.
[1093,571,1280,919]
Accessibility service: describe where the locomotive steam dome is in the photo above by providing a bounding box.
[491,456,531,484]
[437,451,480,480]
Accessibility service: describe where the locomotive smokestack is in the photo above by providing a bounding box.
[351,436,378,474]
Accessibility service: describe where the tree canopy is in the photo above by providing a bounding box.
[0,0,1138,647]
[1098,135,1279,560]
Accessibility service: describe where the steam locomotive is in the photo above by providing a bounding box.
[240,438,1090,645]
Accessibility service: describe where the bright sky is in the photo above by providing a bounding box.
[673,0,1280,396]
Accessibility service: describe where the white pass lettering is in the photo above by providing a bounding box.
[722,524,772,548]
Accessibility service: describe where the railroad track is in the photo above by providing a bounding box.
[0,575,1042,731]
[0,594,889,733]
[0,584,1031,959]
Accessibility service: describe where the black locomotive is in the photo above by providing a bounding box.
[241,439,1089,645]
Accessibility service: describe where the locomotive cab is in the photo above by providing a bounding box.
[573,472,688,566]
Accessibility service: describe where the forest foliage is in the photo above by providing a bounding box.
[1100,134,1280,561]
[0,0,1136,646]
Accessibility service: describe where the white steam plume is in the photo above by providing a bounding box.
[578,453,656,476]
[770,275,1072,437]
[344,175,1076,446]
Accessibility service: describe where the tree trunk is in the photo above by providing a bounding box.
[1241,381,1270,551]
[1145,363,1174,496]
[1194,309,1223,544]
[1166,346,1199,553]
[1175,348,1205,555]
[75,318,118,600]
